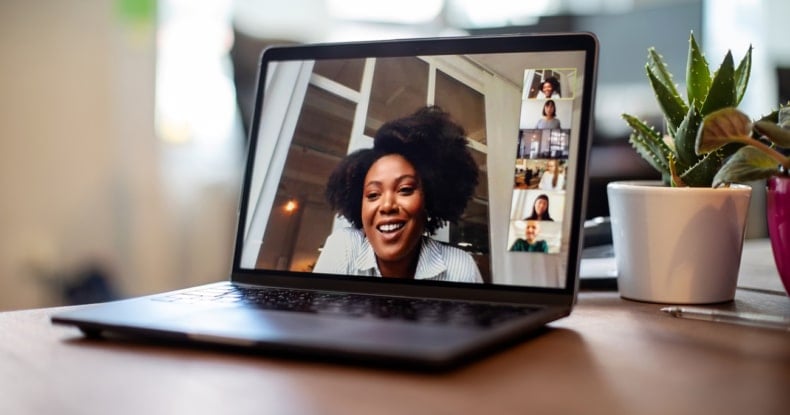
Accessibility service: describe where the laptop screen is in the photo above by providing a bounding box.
[236,34,596,292]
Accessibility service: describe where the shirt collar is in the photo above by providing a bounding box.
[353,236,448,279]
[353,240,380,276]
[413,237,448,280]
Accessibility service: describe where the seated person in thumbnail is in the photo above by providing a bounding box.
[538,159,565,190]
[510,220,549,252]
[536,77,561,99]
[535,100,561,130]
[313,106,483,283]
[525,194,554,221]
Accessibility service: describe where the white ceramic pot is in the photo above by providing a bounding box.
[607,181,752,304]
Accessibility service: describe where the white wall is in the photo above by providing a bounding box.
[0,0,239,310]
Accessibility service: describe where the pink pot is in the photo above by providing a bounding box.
[767,175,790,296]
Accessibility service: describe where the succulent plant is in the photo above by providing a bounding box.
[696,105,790,187]
[622,33,753,187]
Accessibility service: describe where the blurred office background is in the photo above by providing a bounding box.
[1,0,788,310]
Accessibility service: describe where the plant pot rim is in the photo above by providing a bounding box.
[608,180,751,194]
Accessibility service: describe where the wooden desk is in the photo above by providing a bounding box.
[2,247,789,414]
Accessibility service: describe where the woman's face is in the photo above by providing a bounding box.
[541,81,554,96]
[544,102,555,116]
[361,154,426,269]
[534,198,548,215]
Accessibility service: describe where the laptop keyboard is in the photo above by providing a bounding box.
[154,285,538,328]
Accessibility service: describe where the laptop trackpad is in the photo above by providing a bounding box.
[168,307,483,356]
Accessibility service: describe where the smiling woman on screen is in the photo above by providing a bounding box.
[313,106,482,283]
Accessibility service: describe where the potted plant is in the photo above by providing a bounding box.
[607,33,753,303]
[696,105,790,295]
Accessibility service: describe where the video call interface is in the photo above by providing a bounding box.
[240,49,587,289]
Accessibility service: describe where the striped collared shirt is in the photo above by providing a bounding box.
[313,227,483,283]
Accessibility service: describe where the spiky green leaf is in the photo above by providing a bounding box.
[622,113,672,176]
[712,146,780,187]
[700,51,737,116]
[674,105,703,167]
[647,66,688,133]
[734,45,753,105]
[680,150,725,187]
[696,107,752,154]
[647,47,681,98]
[754,119,790,148]
[686,33,711,112]
[668,155,686,187]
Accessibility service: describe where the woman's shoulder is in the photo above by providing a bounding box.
[314,227,370,275]
[330,226,364,240]
[323,227,367,252]
[424,238,476,267]
[421,237,481,282]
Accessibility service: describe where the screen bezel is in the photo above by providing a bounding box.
[230,33,598,307]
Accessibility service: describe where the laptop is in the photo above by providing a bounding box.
[52,32,599,369]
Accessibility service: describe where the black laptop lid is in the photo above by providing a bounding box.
[232,33,598,305]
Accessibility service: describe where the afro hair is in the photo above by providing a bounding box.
[325,106,480,235]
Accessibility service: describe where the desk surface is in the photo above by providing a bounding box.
[2,242,789,415]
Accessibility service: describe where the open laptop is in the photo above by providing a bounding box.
[52,32,598,369]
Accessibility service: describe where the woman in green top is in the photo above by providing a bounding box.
[510,220,549,252]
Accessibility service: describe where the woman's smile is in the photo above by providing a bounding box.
[377,221,406,234]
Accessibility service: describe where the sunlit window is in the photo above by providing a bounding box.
[155,0,237,147]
